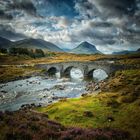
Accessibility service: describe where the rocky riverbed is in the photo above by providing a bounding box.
[0,76,87,111]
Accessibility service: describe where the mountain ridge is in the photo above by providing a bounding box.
[112,48,140,55]
[71,41,102,54]
[0,37,64,52]
[12,38,64,52]
[0,36,12,48]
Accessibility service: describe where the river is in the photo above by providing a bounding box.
[0,76,87,111]
[0,68,108,111]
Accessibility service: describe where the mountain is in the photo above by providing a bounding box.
[137,48,140,52]
[11,38,64,52]
[113,49,140,55]
[0,36,12,48]
[62,48,71,52]
[71,41,102,54]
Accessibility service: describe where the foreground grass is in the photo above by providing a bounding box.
[36,94,140,139]
[36,69,140,139]
[0,110,129,140]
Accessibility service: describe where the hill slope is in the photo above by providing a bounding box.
[0,37,12,48]
[71,41,102,54]
[11,38,64,52]
[113,49,140,55]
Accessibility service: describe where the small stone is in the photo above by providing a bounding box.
[81,93,87,97]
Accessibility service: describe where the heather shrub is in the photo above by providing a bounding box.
[0,111,4,121]
[5,130,32,140]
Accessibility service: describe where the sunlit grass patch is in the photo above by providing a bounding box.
[36,95,113,128]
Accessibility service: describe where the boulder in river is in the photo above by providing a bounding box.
[1,90,7,93]
[52,85,65,90]
[52,96,59,100]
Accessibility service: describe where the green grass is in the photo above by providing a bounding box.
[36,94,140,139]
[36,96,111,128]
[36,69,140,139]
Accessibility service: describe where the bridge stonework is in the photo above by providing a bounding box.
[36,60,127,78]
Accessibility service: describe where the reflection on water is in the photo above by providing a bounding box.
[0,76,86,111]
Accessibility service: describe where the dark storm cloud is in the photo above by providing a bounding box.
[94,0,136,16]
[88,21,113,28]
[76,0,138,19]
[0,0,139,53]
[73,0,140,51]
[0,10,13,20]
[0,0,38,17]
[9,0,37,16]
[69,20,119,45]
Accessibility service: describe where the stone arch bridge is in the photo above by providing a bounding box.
[36,60,127,79]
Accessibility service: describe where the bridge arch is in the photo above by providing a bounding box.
[63,66,85,78]
[87,68,96,79]
[63,66,73,77]
[87,67,109,81]
[88,65,110,76]
[47,67,59,77]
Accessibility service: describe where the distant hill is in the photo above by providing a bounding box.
[137,48,140,52]
[0,36,12,48]
[62,48,71,52]
[11,38,64,52]
[113,49,140,55]
[71,41,102,54]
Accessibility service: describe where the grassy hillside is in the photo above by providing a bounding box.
[36,69,140,139]
[0,66,43,83]
[7,38,64,52]
[1,52,140,65]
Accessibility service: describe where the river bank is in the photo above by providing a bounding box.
[0,65,44,84]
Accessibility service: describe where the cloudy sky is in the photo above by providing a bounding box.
[0,0,140,53]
